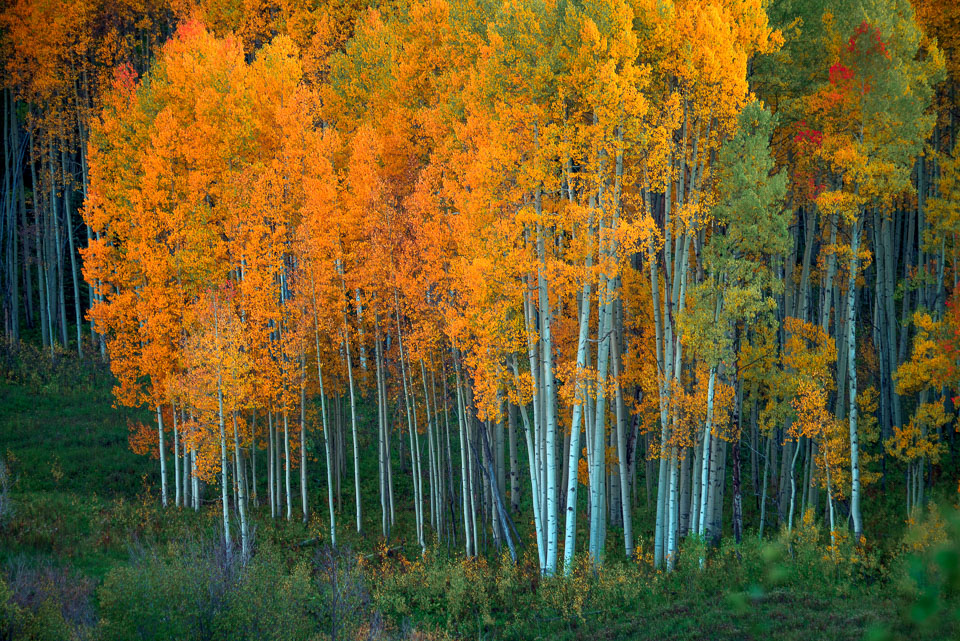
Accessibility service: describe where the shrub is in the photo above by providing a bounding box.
[0,559,94,641]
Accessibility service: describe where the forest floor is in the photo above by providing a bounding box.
[0,358,958,640]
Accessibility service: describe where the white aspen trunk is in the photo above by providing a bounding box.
[406,375,423,550]
[697,292,723,552]
[608,134,627,560]
[320,375,336,546]
[375,327,388,538]
[536,221,559,575]
[824,446,836,546]
[650,254,669,567]
[455,360,473,556]
[522,265,545,539]
[308,279,335,542]
[708,431,727,542]
[355,289,368,370]
[421,361,439,533]
[646,176,672,569]
[512,356,546,568]
[283,410,292,521]
[787,435,802,532]
[300,372,308,524]
[60,148,82,356]
[413,400,425,552]
[759,435,771,539]
[440,366,458,545]
[563,205,595,574]
[192,445,200,511]
[190,411,200,512]
[395,308,425,552]
[495,409,505,519]
[49,143,67,347]
[847,219,863,540]
[666,445,679,571]
[216,376,231,559]
[344,331,362,533]
[156,405,168,507]
[182,410,191,509]
[233,414,249,561]
[386,385,396,528]
[690,441,702,536]
[612,326,633,558]
[268,410,275,519]
[173,404,181,507]
[590,214,621,564]
[523,294,543,497]
[697,367,716,543]
[277,408,284,516]
[509,403,520,514]
[464,383,480,557]
[589,278,612,563]
[375,330,385,536]
[677,450,688,536]
[250,411,257,508]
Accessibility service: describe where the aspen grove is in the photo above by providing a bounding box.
[3,0,960,581]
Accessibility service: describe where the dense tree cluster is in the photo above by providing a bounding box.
[2,0,959,574]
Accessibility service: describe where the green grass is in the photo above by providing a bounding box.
[0,382,150,497]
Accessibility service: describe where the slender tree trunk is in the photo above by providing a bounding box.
[509,403,520,514]
[217,384,231,559]
[732,439,743,544]
[536,219,560,575]
[182,409,191,508]
[250,411,257,508]
[562,217,594,573]
[375,325,389,538]
[156,405,168,507]
[268,410,275,519]
[301,370,309,524]
[698,367,717,544]
[847,219,864,540]
[455,356,474,556]
[60,149,82,356]
[213,295,232,558]
[284,410,292,521]
[759,435,771,539]
[589,244,615,565]
[49,142,67,347]
[666,445,679,571]
[233,414,249,561]
[29,134,49,350]
[344,328,362,533]
[787,436,802,532]
[173,404,181,507]
[512,356,545,567]
[192,446,200,511]
[613,321,633,558]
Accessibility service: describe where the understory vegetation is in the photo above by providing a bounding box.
[1,348,958,640]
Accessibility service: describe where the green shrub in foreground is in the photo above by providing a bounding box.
[96,540,316,641]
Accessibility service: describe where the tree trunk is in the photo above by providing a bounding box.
[233,414,249,561]
[172,404,181,507]
[509,403,520,514]
[216,373,231,560]
[156,404,168,507]
[847,219,864,540]
[61,149,82,356]
[301,371,309,524]
[283,410,292,521]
